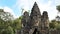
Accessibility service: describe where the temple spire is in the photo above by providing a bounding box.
[30,2,41,16]
[34,2,37,5]
[32,2,38,9]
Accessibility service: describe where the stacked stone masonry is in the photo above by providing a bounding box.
[19,2,60,34]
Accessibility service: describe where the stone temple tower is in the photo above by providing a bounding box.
[41,11,49,34]
[30,2,41,28]
[21,11,30,34]
[20,2,49,34]
[29,2,41,34]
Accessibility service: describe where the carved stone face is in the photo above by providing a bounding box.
[32,15,40,26]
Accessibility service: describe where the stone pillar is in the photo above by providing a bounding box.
[41,11,49,34]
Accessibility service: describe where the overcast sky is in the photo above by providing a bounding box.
[0,0,60,20]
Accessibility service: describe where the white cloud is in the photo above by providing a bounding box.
[14,0,60,20]
[14,0,36,12]
[0,6,3,9]
[55,0,60,17]
[38,0,52,12]
[4,6,19,18]
[55,0,60,5]
[0,6,18,18]
[36,0,58,20]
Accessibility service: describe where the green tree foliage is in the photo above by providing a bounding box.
[56,5,60,23]
[49,20,56,29]
[1,26,14,34]
[0,9,13,21]
[14,16,22,29]
[0,9,14,34]
[56,16,60,22]
[11,17,22,34]
[56,24,60,30]
[56,5,60,12]
[0,9,31,34]
[49,19,60,30]
[0,9,22,34]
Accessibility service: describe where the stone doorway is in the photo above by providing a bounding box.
[33,28,39,34]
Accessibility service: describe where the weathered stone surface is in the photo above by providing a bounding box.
[41,11,49,34]
[21,11,30,27]
[30,2,41,28]
[41,11,49,29]
[20,2,49,34]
